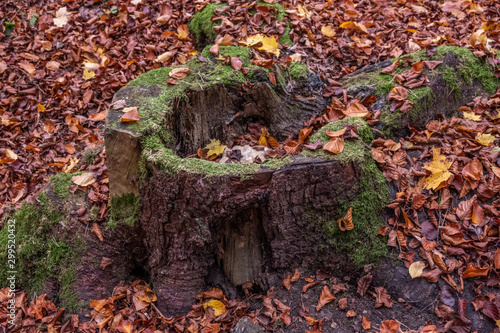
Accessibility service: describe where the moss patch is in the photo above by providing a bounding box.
[441,64,461,99]
[305,117,373,163]
[323,156,389,266]
[188,3,227,44]
[0,192,85,312]
[399,45,500,94]
[50,171,83,199]
[289,62,309,81]
[108,193,140,228]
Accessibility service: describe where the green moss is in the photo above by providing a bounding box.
[306,117,373,164]
[108,193,140,228]
[289,62,309,81]
[374,75,395,96]
[407,86,435,121]
[188,3,227,44]
[323,156,389,266]
[0,192,84,311]
[257,0,286,21]
[201,45,252,66]
[50,171,83,199]
[399,45,500,94]
[279,22,293,46]
[441,64,461,99]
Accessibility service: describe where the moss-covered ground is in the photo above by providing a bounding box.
[0,189,85,312]
[107,193,140,229]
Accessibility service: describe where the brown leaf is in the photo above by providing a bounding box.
[100,257,113,270]
[410,61,423,74]
[495,249,500,270]
[269,72,277,85]
[338,298,348,309]
[231,57,242,71]
[381,59,400,74]
[323,137,344,154]
[46,61,61,71]
[343,102,369,117]
[424,61,443,70]
[346,309,356,317]
[337,207,354,231]
[209,44,219,56]
[463,264,489,278]
[373,286,393,308]
[388,85,408,101]
[291,269,300,282]
[281,274,291,290]
[379,320,400,333]
[121,108,140,122]
[316,286,336,311]
[357,274,372,296]
[298,127,313,144]
[302,281,320,293]
[92,223,104,242]
[362,316,371,330]
[169,67,190,79]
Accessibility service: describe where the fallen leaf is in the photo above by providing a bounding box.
[321,26,335,37]
[53,7,71,27]
[46,61,61,71]
[316,286,336,311]
[169,67,190,79]
[323,137,344,154]
[203,300,227,317]
[379,320,400,333]
[0,149,18,164]
[463,264,489,278]
[205,139,226,157]
[362,316,371,330]
[409,261,425,278]
[475,133,495,146]
[72,172,96,186]
[92,223,104,242]
[121,108,140,122]
[83,69,95,80]
[423,147,453,190]
[337,207,354,231]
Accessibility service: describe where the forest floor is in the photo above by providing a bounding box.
[1,0,500,332]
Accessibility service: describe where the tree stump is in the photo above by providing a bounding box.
[2,45,497,316]
[105,46,390,315]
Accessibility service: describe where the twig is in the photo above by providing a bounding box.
[151,302,167,318]
[19,68,46,95]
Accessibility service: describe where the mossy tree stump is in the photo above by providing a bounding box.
[105,46,388,315]
[104,45,499,315]
[2,45,497,316]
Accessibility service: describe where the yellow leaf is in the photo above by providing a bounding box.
[203,300,227,317]
[259,36,280,57]
[321,26,335,37]
[71,172,97,187]
[64,158,79,173]
[37,103,46,113]
[409,261,425,278]
[297,4,311,19]
[83,69,95,80]
[205,139,227,157]
[462,111,481,121]
[423,147,453,190]
[475,133,496,146]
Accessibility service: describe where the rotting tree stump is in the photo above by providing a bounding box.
[103,45,500,315]
[2,45,497,316]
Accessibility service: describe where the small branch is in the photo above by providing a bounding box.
[19,68,46,96]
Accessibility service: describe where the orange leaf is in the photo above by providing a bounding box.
[362,316,371,330]
[325,127,346,138]
[121,109,140,122]
[410,61,423,74]
[92,223,104,242]
[379,320,400,333]
[337,207,354,231]
[298,127,313,144]
[316,286,336,311]
[169,67,190,79]
[343,102,369,117]
[463,264,489,278]
[323,137,344,154]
